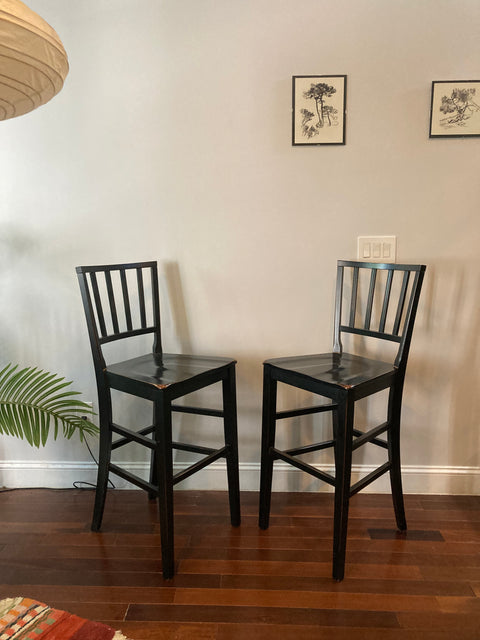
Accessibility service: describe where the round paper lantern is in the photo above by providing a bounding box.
[0,0,69,120]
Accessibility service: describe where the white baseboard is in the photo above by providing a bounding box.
[1,460,479,494]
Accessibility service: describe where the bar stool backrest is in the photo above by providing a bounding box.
[333,260,426,370]
[76,262,162,377]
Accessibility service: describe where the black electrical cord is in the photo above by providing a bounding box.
[73,434,116,490]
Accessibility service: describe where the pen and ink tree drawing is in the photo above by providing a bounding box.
[438,87,480,129]
[301,82,338,137]
[430,81,480,138]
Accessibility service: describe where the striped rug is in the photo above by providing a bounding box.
[0,597,131,639]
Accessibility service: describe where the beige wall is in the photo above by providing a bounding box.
[0,0,479,492]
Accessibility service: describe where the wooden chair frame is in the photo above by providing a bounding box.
[259,260,426,580]
[77,261,240,578]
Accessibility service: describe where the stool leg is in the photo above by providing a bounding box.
[259,365,277,530]
[154,396,175,579]
[92,398,112,531]
[388,383,407,531]
[332,392,354,581]
[223,364,241,527]
[149,400,158,501]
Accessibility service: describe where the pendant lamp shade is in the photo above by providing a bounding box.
[0,0,68,120]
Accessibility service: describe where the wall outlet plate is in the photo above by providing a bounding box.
[81,401,94,421]
[357,236,397,262]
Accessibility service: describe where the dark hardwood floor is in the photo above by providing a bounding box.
[0,488,479,639]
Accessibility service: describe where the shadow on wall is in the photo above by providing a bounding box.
[161,261,193,355]
[447,265,480,480]
[159,261,239,461]
[0,223,89,370]
[413,260,480,481]
[0,225,38,363]
[160,263,282,469]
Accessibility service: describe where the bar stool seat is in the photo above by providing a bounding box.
[107,353,235,394]
[265,352,396,389]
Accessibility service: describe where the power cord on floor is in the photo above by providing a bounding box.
[73,434,116,490]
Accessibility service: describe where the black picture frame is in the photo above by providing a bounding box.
[429,80,480,138]
[292,75,346,146]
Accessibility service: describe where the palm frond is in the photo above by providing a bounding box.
[0,364,98,447]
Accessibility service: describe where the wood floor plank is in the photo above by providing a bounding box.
[47,602,128,621]
[190,534,475,554]
[419,566,480,581]
[368,529,444,541]
[179,545,480,567]
[439,529,480,543]
[397,611,480,631]
[436,596,480,613]
[0,555,164,573]
[102,621,218,639]
[174,588,440,612]
[2,544,168,560]
[192,534,332,549]
[419,496,480,510]
[220,574,475,596]
[215,624,480,640]
[0,563,219,588]
[125,603,399,627]
[0,585,176,604]
[0,522,87,533]
[179,558,423,580]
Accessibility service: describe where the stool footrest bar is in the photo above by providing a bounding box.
[276,404,337,419]
[272,447,336,487]
[350,461,392,496]
[173,445,229,485]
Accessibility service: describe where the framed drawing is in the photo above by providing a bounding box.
[429,80,480,138]
[292,75,346,146]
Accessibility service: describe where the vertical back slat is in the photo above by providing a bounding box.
[379,269,393,333]
[120,269,133,331]
[90,272,107,338]
[393,271,410,336]
[137,267,147,328]
[150,264,162,355]
[364,270,377,330]
[333,264,344,353]
[395,270,423,367]
[349,266,359,327]
[105,271,120,334]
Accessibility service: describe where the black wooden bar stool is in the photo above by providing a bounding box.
[259,260,426,580]
[76,261,240,578]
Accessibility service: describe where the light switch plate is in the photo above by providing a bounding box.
[357,236,397,263]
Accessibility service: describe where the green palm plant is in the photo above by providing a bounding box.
[0,363,98,447]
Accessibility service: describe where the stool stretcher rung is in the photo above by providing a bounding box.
[111,423,156,450]
[352,422,390,450]
[109,463,158,494]
[285,439,335,456]
[272,448,336,486]
[276,404,337,419]
[172,404,224,418]
[173,445,228,485]
[350,462,391,496]
[173,441,217,455]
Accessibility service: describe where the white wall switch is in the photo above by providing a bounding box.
[357,236,397,262]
